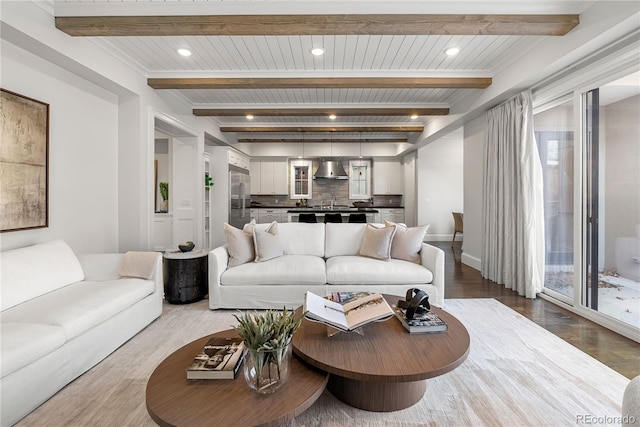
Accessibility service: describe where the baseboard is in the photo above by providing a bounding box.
[461,253,481,270]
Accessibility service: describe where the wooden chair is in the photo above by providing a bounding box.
[452,212,463,247]
[298,213,317,223]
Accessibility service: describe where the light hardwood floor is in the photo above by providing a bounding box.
[438,241,640,380]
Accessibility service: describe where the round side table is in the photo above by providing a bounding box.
[163,250,208,304]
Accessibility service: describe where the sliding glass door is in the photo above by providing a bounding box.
[534,100,575,302]
[581,76,640,329]
[534,71,640,335]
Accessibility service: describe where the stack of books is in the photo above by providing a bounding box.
[186,336,245,380]
[392,304,448,333]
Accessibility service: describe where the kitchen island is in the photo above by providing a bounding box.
[287,207,379,222]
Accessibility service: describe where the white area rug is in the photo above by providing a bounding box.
[18,299,629,427]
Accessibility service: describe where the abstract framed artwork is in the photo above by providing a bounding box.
[0,89,49,232]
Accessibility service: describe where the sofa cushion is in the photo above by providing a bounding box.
[224,222,255,267]
[385,221,429,264]
[221,255,326,286]
[253,222,326,257]
[0,240,85,311]
[358,223,397,260]
[0,323,66,378]
[325,223,368,258]
[0,278,155,340]
[253,223,283,262]
[326,256,433,285]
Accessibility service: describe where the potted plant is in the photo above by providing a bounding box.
[159,182,169,212]
[234,308,300,394]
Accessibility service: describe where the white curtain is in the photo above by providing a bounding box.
[481,91,545,299]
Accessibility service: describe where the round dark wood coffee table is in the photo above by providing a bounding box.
[146,329,328,427]
[292,294,470,412]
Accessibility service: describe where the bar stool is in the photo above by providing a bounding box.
[324,213,342,223]
[348,213,367,223]
[298,213,317,223]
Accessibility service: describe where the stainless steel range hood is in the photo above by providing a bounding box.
[314,159,349,179]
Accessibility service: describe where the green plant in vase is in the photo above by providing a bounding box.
[159,182,169,201]
[234,308,300,394]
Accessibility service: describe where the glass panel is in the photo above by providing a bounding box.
[534,100,575,299]
[583,72,640,329]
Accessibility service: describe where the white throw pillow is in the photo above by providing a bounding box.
[358,223,397,260]
[253,222,283,262]
[385,220,429,264]
[224,223,255,268]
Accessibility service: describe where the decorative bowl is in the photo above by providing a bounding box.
[178,242,195,252]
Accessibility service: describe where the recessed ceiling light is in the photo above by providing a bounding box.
[329,114,337,120]
[177,48,192,57]
[311,47,325,56]
[445,47,460,56]
[410,114,419,120]
[246,114,254,120]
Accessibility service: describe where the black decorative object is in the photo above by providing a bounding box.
[397,288,431,320]
[178,241,195,252]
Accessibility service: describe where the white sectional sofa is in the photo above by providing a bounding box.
[208,222,444,310]
[0,240,163,427]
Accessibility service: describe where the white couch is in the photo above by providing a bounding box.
[208,223,444,310]
[0,240,163,427]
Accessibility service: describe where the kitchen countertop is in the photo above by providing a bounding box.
[287,208,379,213]
[251,205,403,209]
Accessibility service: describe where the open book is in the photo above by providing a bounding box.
[303,291,393,331]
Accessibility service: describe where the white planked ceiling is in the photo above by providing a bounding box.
[52,0,596,144]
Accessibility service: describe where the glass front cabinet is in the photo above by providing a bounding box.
[290,159,313,199]
[349,159,371,199]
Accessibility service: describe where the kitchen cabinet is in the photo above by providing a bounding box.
[290,159,313,199]
[250,160,288,195]
[258,208,283,223]
[228,150,250,170]
[375,208,405,224]
[249,208,258,222]
[374,161,403,195]
[349,159,371,199]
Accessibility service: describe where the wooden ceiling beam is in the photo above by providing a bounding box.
[151,77,490,89]
[194,107,449,116]
[55,14,579,37]
[220,126,424,133]
[238,138,408,143]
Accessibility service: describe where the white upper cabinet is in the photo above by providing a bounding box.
[250,160,288,195]
[373,161,404,195]
[228,150,250,170]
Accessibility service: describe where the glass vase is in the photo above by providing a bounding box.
[243,343,292,394]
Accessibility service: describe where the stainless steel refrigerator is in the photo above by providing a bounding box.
[228,165,250,229]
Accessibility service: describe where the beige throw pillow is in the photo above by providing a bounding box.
[385,220,429,264]
[224,222,255,268]
[253,221,283,262]
[358,223,397,260]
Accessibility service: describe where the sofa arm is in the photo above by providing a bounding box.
[208,245,229,310]
[420,243,445,308]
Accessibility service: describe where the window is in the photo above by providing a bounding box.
[349,160,371,199]
[290,159,312,199]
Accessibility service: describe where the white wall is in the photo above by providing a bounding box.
[402,152,417,227]
[1,41,119,254]
[416,128,464,241]
[462,116,486,270]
